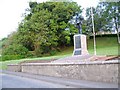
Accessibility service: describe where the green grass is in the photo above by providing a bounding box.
[88,37,119,55]
[0,36,119,70]
[0,54,71,70]
[55,46,73,56]
[56,37,119,55]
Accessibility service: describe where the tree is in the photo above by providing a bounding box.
[101,2,120,43]
[86,6,109,35]
[86,2,120,43]
[2,1,82,58]
[17,1,82,56]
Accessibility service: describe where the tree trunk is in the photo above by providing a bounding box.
[34,43,41,56]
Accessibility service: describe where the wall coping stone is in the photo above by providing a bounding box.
[20,60,120,66]
[8,64,20,66]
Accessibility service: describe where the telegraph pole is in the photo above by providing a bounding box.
[91,7,96,55]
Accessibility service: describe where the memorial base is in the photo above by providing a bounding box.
[73,34,89,56]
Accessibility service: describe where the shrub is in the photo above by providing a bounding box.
[0,56,2,61]
[2,44,28,55]
[2,44,29,60]
[50,50,57,56]
[1,55,24,61]
[26,51,35,58]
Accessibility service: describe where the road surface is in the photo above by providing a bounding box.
[0,70,118,89]
[1,73,77,88]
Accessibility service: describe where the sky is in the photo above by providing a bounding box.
[0,0,99,40]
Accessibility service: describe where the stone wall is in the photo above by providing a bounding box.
[7,64,21,72]
[21,60,119,84]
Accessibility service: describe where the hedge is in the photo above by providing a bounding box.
[89,34,117,39]
[1,55,25,61]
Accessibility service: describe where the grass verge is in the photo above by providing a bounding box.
[0,54,71,70]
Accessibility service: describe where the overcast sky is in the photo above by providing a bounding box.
[0,0,99,40]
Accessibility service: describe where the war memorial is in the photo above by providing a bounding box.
[7,12,119,88]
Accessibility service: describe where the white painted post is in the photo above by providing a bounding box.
[91,7,97,55]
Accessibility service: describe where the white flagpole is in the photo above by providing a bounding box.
[91,7,96,55]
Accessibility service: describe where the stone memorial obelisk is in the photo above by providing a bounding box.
[73,13,88,55]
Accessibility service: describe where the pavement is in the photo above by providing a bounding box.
[51,55,93,63]
[50,55,119,64]
[0,70,119,88]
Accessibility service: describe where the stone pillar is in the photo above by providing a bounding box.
[73,34,89,55]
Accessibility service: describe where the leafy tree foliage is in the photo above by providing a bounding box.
[2,1,82,58]
[86,6,108,35]
[85,2,119,43]
[100,2,120,43]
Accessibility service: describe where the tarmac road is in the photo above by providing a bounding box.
[1,73,76,88]
[0,70,118,89]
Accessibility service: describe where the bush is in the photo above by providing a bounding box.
[1,55,24,61]
[50,50,57,56]
[2,44,28,55]
[0,56,2,61]
[2,44,29,60]
[26,51,35,58]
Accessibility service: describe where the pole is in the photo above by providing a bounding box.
[91,7,96,55]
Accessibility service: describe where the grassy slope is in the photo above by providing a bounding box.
[88,37,118,55]
[57,36,119,55]
[0,37,119,70]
